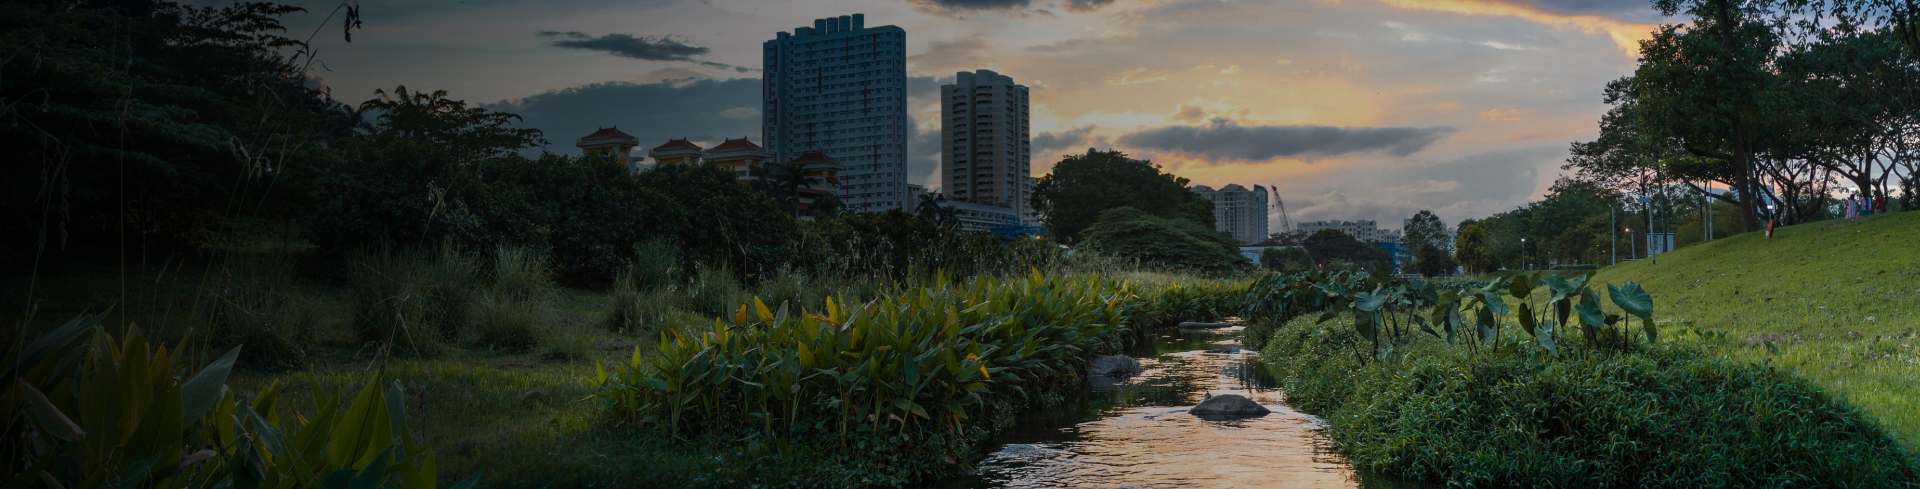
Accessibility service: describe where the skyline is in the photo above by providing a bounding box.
[280,0,1665,230]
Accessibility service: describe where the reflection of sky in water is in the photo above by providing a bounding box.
[938,328,1419,489]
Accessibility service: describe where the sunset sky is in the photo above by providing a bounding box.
[286,0,1668,229]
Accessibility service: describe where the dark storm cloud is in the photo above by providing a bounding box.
[483,78,762,157]
[535,31,757,71]
[1032,125,1100,156]
[1117,119,1456,162]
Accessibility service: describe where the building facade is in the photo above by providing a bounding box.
[1189,183,1270,245]
[940,70,1032,224]
[1297,220,1402,243]
[577,126,641,172]
[942,200,1020,232]
[763,13,910,214]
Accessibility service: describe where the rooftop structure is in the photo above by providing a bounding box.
[578,126,641,172]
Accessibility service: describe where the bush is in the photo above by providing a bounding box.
[1256,314,1920,486]
[196,255,325,371]
[469,289,544,351]
[350,244,479,354]
[685,264,748,318]
[1077,207,1248,275]
[1260,246,1312,272]
[629,238,680,290]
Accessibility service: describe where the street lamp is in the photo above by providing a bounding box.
[1625,228,1634,260]
[1520,238,1527,270]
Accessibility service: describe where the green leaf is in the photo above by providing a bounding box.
[1508,274,1534,299]
[1479,291,1508,317]
[448,471,485,489]
[16,381,83,440]
[1475,307,1497,344]
[1608,282,1654,319]
[182,346,243,427]
[1352,288,1388,312]
[1764,339,1779,356]
[1354,312,1378,341]
[2,310,105,383]
[1517,303,1538,338]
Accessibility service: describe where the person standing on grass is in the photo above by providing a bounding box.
[1846,194,1857,218]
[1875,191,1887,214]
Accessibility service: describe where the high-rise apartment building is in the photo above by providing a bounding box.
[1189,184,1270,244]
[940,70,1031,223]
[763,14,909,213]
[1297,220,1402,243]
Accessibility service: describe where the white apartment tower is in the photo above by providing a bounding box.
[1189,184,1270,245]
[940,70,1032,224]
[763,14,910,213]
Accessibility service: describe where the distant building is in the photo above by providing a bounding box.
[941,70,1032,223]
[942,200,1020,232]
[1190,184,1270,245]
[1297,220,1401,243]
[577,126,641,172]
[641,137,844,219]
[763,13,910,214]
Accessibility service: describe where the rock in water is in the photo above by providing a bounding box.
[1205,346,1241,354]
[1087,355,1140,377]
[1189,394,1270,418]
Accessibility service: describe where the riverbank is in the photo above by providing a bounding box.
[1590,211,1920,442]
[1254,312,1920,486]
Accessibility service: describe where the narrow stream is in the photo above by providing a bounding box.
[937,326,1419,488]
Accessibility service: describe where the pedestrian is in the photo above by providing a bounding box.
[1846,194,1858,218]
[1875,191,1887,213]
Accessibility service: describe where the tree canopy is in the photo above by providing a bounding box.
[1301,229,1392,271]
[1029,149,1215,243]
[1078,207,1246,274]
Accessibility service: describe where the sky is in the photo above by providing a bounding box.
[283,0,1670,230]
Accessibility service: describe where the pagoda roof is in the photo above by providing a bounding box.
[652,138,704,152]
[707,137,765,153]
[579,126,637,142]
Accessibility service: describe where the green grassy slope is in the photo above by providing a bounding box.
[1590,211,1920,443]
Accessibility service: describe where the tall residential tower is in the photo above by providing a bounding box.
[1189,184,1270,245]
[763,14,910,213]
[940,70,1031,223]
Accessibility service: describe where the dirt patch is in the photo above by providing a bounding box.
[1742,332,1803,348]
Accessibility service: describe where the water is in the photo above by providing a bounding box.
[936,326,1418,488]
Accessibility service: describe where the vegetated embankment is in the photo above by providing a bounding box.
[1591,211,1920,442]
[1244,268,1920,487]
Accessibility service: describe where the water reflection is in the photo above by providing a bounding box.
[937,328,1420,488]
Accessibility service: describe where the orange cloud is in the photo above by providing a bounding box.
[1479,108,1526,120]
[1171,104,1207,122]
[1372,0,1658,56]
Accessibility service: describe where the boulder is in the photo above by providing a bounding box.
[1204,346,1241,354]
[1087,355,1140,377]
[1189,394,1270,418]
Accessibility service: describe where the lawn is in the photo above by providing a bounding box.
[1587,210,1920,444]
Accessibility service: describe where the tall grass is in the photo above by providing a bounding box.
[194,255,328,371]
[350,244,478,354]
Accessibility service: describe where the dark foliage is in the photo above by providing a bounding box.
[1301,229,1391,270]
[1077,207,1247,275]
[1260,247,1312,273]
[1028,149,1216,243]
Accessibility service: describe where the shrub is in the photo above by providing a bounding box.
[350,244,479,354]
[1077,206,1248,275]
[196,255,325,371]
[1257,314,1920,486]
[629,238,680,291]
[685,264,748,318]
[489,245,556,302]
[469,289,544,351]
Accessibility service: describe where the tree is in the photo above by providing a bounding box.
[1029,149,1215,243]
[1301,229,1392,270]
[1398,210,1449,265]
[1412,244,1457,278]
[1078,207,1247,274]
[1453,222,1494,274]
[1260,247,1312,272]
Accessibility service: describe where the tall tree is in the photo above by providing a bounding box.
[1453,222,1494,275]
[1398,210,1449,264]
[1029,149,1215,243]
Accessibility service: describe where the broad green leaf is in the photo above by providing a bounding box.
[1517,303,1538,338]
[182,346,242,428]
[2,310,105,382]
[1354,312,1378,341]
[1479,291,1508,317]
[1608,282,1654,319]
[1508,274,1533,299]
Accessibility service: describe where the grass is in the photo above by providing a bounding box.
[1255,312,1920,487]
[1588,210,1920,443]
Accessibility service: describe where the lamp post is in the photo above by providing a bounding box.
[1626,228,1634,260]
[1520,238,1528,270]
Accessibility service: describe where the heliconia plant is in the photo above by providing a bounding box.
[586,271,1241,443]
[2,310,478,489]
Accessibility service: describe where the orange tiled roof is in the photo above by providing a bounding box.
[653,138,703,151]
[580,126,635,141]
[708,137,764,153]
[788,151,838,166]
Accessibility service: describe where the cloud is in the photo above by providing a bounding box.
[1032,125,1102,156]
[902,0,1118,15]
[909,36,993,74]
[536,31,755,71]
[1478,108,1525,120]
[1170,104,1206,122]
[483,78,762,157]
[1106,67,1169,86]
[1117,119,1457,162]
